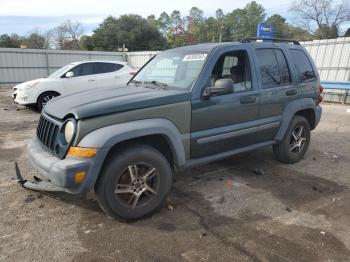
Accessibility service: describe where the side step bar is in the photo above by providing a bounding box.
[15,162,64,192]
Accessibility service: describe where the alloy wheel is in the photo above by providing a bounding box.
[289,125,307,153]
[114,162,159,209]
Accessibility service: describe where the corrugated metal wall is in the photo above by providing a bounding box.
[127,51,159,69]
[301,37,350,81]
[0,48,126,88]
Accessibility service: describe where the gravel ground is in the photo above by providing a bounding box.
[1,88,350,262]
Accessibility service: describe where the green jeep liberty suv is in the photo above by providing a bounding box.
[19,38,322,220]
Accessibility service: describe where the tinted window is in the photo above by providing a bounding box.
[94,62,119,74]
[256,49,282,88]
[290,49,315,82]
[275,49,291,85]
[71,63,94,77]
[211,50,252,92]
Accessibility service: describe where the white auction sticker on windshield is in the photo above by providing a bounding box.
[183,54,207,61]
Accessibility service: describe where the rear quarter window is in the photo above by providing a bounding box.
[290,49,315,82]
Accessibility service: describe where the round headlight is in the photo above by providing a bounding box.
[64,120,75,144]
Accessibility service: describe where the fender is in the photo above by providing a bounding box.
[275,98,317,141]
[78,118,187,168]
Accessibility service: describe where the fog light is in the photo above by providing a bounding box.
[74,171,86,184]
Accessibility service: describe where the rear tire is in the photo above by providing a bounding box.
[273,115,311,164]
[37,91,59,112]
[96,144,172,221]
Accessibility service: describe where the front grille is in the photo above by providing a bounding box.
[36,115,60,152]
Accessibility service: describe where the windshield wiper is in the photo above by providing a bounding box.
[128,79,144,86]
[144,80,168,89]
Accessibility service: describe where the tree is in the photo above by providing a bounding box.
[226,1,266,40]
[345,28,350,37]
[291,0,350,39]
[187,7,205,43]
[91,15,167,51]
[157,12,172,37]
[25,31,47,49]
[0,34,23,48]
[169,10,186,47]
[49,20,83,49]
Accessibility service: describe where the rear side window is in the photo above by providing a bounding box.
[256,49,281,88]
[71,63,94,77]
[290,49,315,82]
[275,49,291,85]
[94,62,121,74]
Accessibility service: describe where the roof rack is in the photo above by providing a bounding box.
[240,37,300,45]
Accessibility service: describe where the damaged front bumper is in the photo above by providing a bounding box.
[17,138,104,194]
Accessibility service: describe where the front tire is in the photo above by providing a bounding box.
[273,115,311,164]
[37,91,59,112]
[96,145,172,221]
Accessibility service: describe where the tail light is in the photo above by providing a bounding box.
[317,84,323,104]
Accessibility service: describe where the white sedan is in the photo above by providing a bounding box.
[12,60,135,111]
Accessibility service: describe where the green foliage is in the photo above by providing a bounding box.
[91,15,167,51]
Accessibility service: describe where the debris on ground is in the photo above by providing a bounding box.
[285,207,292,212]
[253,168,267,176]
[199,232,207,238]
[3,108,8,111]
[167,204,174,211]
[320,231,326,235]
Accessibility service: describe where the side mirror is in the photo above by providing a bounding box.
[65,71,74,78]
[205,78,234,97]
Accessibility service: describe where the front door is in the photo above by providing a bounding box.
[63,62,97,93]
[190,49,260,158]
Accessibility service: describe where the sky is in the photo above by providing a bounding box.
[0,0,299,35]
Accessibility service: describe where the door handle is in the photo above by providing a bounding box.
[88,79,95,82]
[285,89,297,96]
[240,95,256,104]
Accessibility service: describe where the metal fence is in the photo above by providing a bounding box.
[0,48,126,88]
[301,37,350,81]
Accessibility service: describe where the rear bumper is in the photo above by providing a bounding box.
[26,138,104,194]
[315,105,322,128]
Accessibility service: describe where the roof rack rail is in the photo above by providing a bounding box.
[240,37,300,45]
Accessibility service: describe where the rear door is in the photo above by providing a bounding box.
[254,47,297,142]
[190,48,260,158]
[63,62,96,93]
[93,62,125,88]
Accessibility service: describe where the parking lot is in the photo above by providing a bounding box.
[1,87,350,262]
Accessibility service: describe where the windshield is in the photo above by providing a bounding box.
[49,63,75,78]
[132,50,208,89]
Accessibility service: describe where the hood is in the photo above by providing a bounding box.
[44,85,191,120]
[14,78,46,91]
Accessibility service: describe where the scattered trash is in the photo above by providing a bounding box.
[285,207,292,212]
[167,204,174,211]
[226,179,234,189]
[3,108,8,111]
[320,231,326,235]
[199,232,207,238]
[84,230,92,234]
[332,155,338,158]
[24,195,35,203]
[253,168,266,176]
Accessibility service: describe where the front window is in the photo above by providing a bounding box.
[131,51,208,89]
[49,64,75,78]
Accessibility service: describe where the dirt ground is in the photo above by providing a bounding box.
[0,88,350,262]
